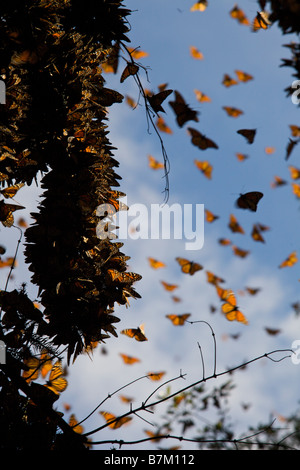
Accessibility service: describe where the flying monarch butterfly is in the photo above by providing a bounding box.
[285,138,299,160]
[292,183,300,198]
[235,70,253,83]
[190,0,208,12]
[160,280,179,291]
[144,430,163,442]
[289,165,300,180]
[206,270,225,286]
[236,191,263,212]
[228,214,245,234]
[205,209,219,223]
[119,395,134,403]
[147,371,166,381]
[265,146,276,155]
[148,257,166,269]
[169,91,199,127]
[101,42,120,73]
[166,313,191,325]
[127,47,149,60]
[45,360,68,395]
[22,356,40,382]
[270,176,287,188]
[245,287,261,295]
[222,74,238,87]
[121,324,148,341]
[194,160,213,179]
[148,155,165,170]
[237,128,256,144]
[190,45,204,60]
[147,89,173,114]
[189,128,218,150]
[230,5,250,26]
[194,89,211,103]
[279,251,298,268]
[0,183,25,199]
[221,292,248,324]
[223,106,244,118]
[156,116,173,134]
[251,224,265,243]
[218,237,232,246]
[264,327,281,336]
[99,411,132,429]
[252,11,271,32]
[232,245,250,258]
[235,153,249,161]
[120,62,139,83]
[289,125,300,138]
[175,257,203,275]
[172,295,182,303]
[69,414,84,434]
[119,353,141,365]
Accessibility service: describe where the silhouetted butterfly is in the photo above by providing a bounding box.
[236,191,263,212]
[237,128,256,144]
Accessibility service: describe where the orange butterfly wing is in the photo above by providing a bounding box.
[166,313,191,325]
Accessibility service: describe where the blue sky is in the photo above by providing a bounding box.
[1,0,300,450]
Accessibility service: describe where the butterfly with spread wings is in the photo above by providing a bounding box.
[121,324,148,341]
[45,360,68,395]
[188,127,218,150]
[169,91,199,127]
[236,192,263,212]
[175,257,203,275]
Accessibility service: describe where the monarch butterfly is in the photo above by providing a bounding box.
[279,251,298,268]
[292,183,300,198]
[120,63,139,83]
[235,70,253,83]
[223,106,244,118]
[127,47,149,60]
[235,153,249,161]
[190,0,208,12]
[175,257,203,275]
[121,324,148,341]
[148,257,166,269]
[218,238,232,246]
[189,128,218,150]
[126,95,137,109]
[156,116,173,134]
[169,91,199,127]
[101,42,120,73]
[232,245,250,258]
[237,128,256,144]
[264,327,281,336]
[119,353,141,365]
[40,350,53,379]
[69,414,84,434]
[289,166,300,180]
[166,313,191,325]
[194,89,211,103]
[252,11,271,32]
[22,356,40,382]
[251,224,265,243]
[228,214,245,234]
[144,430,163,442]
[205,209,219,222]
[222,74,238,87]
[270,176,287,188]
[206,270,225,286]
[119,395,134,403]
[0,200,25,227]
[216,286,234,302]
[194,160,213,179]
[148,155,165,170]
[99,411,132,429]
[147,371,166,381]
[230,5,250,26]
[0,183,24,199]
[107,269,142,284]
[221,292,248,324]
[190,45,204,60]
[160,280,179,291]
[147,89,173,114]
[265,146,276,154]
[236,191,263,212]
[285,138,299,160]
[45,360,68,395]
[289,125,300,138]
[245,287,261,295]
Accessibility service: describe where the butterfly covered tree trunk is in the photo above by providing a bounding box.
[0,0,141,449]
